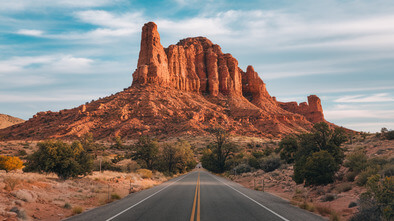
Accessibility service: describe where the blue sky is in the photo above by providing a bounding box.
[0,0,393,132]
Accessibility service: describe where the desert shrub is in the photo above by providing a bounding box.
[17,150,27,157]
[3,176,21,191]
[111,193,121,200]
[381,164,394,177]
[233,163,251,174]
[351,175,393,221]
[111,155,125,164]
[248,156,260,169]
[125,161,140,173]
[0,155,23,172]
[304,151,339,185]
[321,194,336,202]
[64,203,72,209]
[299,201,315,212]
[348,202,357,208]
[315,205,332,216]
[72,206,83,215]
[346,171,358,182]
[23,140,93,179]
[336,183,352,193]
[330,211,340,221]
[279,135,298,163]
[251,151,264,159]
[259,155,281,172]
[137,169,153,179]
[344,151,368,174]
[111,136,124,149]
[385,130,394,140]
[99,161,122,172]
[356,167,379,186]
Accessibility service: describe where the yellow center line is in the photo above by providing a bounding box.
[197,171,200,221]
[190,171,200,221]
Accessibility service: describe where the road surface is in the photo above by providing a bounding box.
[65,170,326,221]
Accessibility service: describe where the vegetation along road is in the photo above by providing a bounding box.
[65,170,325,221]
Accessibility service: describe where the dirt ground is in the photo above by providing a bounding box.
[0,170,167,220]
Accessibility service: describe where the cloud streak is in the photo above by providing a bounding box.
[335,93,394,103]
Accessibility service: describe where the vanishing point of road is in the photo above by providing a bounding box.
[65,170,326,221]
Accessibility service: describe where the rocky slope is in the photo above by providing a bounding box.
[0,22,329,140]
[0,114,24,129]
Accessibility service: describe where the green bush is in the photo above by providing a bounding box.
[131,136,159,170]
[279,135,298,163]
[233,163,251,174]
[248,156,260,169]
[351,175,393,221]
[304,151,339,185]
[356,167,379,186]
[346,171,358,182]
[158,141,196,174]
[111,193,121,200]
[344,151,368,174]
[259,155,281,172]
[385,130,394,140]
[23,140,93,179]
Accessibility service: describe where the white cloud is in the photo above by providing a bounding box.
[334,93,394,103]
[325,109,394,120]
[16,29,43,36]
[0,94,99,102]
[0,0,118,11]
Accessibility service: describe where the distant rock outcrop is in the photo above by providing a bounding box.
[0,22,333,140]
[0,114,24,129]
[278,95,325,123]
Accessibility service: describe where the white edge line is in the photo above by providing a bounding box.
[105,172,193,221]
[209,173,290,221]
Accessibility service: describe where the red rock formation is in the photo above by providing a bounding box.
[132,22,170,85]
[278,95,325,123]
[0,22,333,140]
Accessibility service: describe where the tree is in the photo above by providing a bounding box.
[279,135,299,163]
[292,122,347,185]
[131,136,159,170]
[23,140,93,179]
[79,133,103,156]
[0,155,23,172]
[160,141,196,174]
[303,151,339,185]
[201,128,238,173]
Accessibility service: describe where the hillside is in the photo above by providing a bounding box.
[0,22,333,140]
[0,114,24,130]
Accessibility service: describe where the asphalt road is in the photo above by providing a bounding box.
[65,170,326,221]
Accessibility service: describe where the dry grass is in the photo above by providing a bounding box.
[72,206,83,215]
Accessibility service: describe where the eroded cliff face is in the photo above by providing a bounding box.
[132,22,243,97]
[0,21,330,140]
[132,22,325,123]
[278,95,325,123]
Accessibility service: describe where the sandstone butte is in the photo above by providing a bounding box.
[0,22,332,140]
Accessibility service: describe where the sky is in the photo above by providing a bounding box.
[0,0,393,133]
